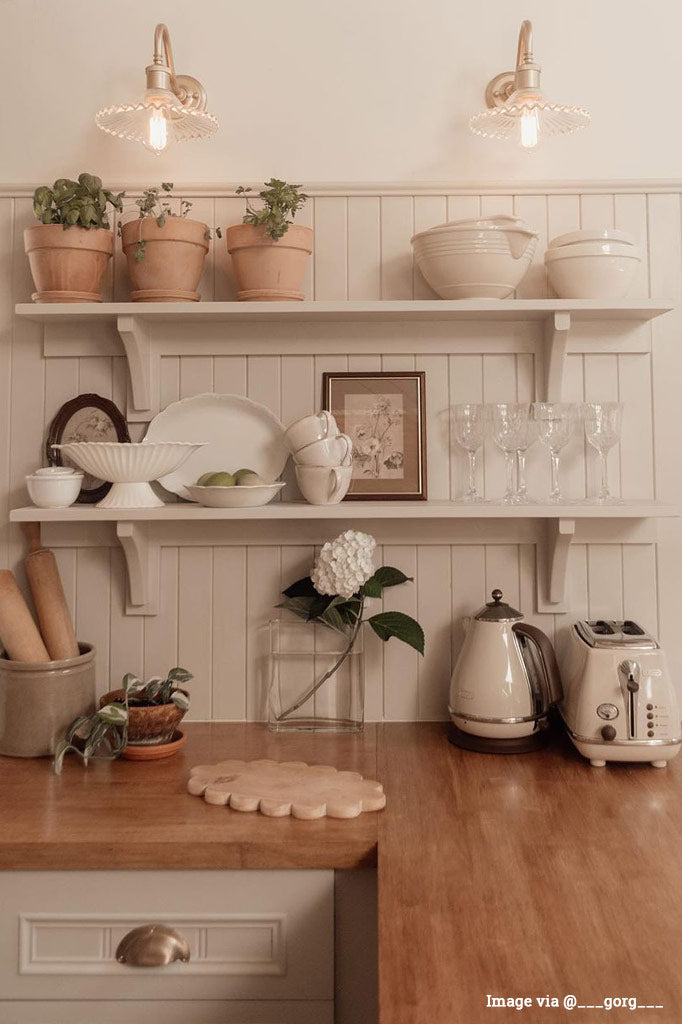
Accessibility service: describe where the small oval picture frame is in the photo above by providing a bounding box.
[46,393,131,504]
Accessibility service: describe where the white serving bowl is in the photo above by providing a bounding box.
[411,215,538,299]
[549,228,636,249]
[544,243,641,299]
[26,469,83,508]
[186,482,285,508]
[53,442,206,509]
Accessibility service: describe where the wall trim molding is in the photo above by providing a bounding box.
[2,179,682,199]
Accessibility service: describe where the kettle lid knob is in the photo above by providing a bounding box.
[475,588,523,622]
[491,589,503,604]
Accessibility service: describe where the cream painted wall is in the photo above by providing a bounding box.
[1,0,681,184]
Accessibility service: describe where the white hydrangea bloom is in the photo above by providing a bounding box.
[311,530,376,600]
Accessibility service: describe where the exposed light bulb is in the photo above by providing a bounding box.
[520,108,539,149]
[146,108,169,153]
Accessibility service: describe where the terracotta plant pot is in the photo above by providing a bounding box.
[24,224,113,303]
[100,688,188,746]
[225,223,313,301]
[121,218,210,302]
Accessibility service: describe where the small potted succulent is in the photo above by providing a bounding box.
[25,173,124,302]
[54,666,192,773]
[225,179,312,301]
[120,183,211,301]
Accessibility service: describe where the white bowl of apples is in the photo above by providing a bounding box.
[186,468,285,508]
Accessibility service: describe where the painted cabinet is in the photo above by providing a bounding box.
[0,870,334,1023]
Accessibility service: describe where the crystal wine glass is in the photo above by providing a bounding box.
[452,403,488,502]
[532,403,577,504]
[491,403,532,504]
[583,402,623,503]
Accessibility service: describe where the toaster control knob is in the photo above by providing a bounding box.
[601,725,617,742]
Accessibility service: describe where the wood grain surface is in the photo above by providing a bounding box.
[378,723,682,1024]
[2,722,682,1022]
[0,723,379,870]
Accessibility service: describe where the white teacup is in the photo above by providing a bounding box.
[284,410,339,453]
[296,465,352,505]
[293,433,353,467]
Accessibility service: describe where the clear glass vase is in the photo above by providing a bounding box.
[267,619,365,733]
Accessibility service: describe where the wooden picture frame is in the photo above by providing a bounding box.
[46,393,131,504]
[322,371,427,500]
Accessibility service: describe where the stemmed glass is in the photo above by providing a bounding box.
[583,402,623,503]
[452,404,488,502]
[491,404,533,504]
[533,403,577,503]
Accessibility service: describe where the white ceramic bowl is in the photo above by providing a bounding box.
[186,482,285,507]
[411,216,538,299]
[53,442,206,509]
[26,469,83,508]
[549,228,636,249]
[544,244,641,299]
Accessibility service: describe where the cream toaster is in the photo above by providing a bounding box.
[560,620,681,768]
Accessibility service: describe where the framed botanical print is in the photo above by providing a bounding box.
[322,371,427,500]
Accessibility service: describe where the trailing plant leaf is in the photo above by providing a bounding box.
[368,611,425,655]
[167,667,193,684]
[96,703,128,726]
[170,691,190,711]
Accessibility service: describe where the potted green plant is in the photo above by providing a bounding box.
[120,183,211,301]
[225,179,312,301]
[25,174,124,302]
[54,666,192,772]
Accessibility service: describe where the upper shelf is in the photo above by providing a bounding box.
[15,298,673,325]
[16,299,674,419]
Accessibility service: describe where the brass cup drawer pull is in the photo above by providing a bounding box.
[115,924,191,967]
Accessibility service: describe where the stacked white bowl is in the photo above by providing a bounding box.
[411,215,539,299]
[544,229,641,299]
[284,411,353,505]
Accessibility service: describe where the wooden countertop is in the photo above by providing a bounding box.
[2,722,682,1022]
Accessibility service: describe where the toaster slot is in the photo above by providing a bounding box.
[622,621,645,636]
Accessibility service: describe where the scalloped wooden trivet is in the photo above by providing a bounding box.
[187,758,386,820]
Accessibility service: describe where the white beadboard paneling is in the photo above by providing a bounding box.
[347,197,381,300]
[179,547,213,720]
[212,547,247,720]
[417,546,451,721]
[4,182,676,719]
[313,197,347,300]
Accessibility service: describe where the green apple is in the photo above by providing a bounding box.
[236,471,265,486]
[205,471,236,487]
[233,467,257,484]
[197,471,219,486]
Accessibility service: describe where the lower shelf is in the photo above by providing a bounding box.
[9,502,678,616]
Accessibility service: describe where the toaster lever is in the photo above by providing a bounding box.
[620,660,640,692]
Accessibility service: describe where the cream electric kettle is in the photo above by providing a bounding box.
[449,590,563,753]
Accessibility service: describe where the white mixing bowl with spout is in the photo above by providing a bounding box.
[411,215,538,299]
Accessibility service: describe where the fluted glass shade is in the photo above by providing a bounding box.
[96,95,218,153]
[470,95,590,148]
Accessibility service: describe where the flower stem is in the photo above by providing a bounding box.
[275,602,364,722]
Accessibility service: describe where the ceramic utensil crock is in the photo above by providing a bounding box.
[0,642,95,757]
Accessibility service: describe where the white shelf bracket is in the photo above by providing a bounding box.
[543,312,572,402]
[536,517,576,613]
[116,315,155,422]
[115,521,160,616]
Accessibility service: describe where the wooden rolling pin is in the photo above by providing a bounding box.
[21,523,79,661]
[0,570,49,662]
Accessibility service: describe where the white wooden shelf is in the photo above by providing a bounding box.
[15,299,673,419]
[10,502,678,617]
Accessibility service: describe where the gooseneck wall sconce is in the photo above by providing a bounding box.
[95,23,218,153]
[469,20,590,149]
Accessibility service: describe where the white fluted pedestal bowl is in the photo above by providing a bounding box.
[53,442,206,508]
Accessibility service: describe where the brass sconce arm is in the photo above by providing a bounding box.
[145,22,208,113]
[485,19,541,108]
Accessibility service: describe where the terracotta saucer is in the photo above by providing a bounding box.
[122,730,186,761]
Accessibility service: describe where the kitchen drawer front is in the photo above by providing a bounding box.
[0,870,333,1002]
[0,1000,333,1023]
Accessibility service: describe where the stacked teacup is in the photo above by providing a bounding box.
[284,411,353,505]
